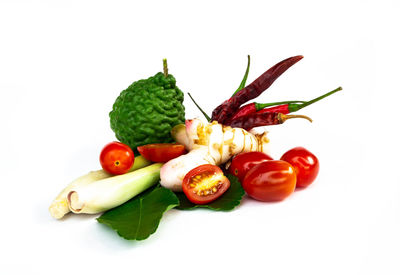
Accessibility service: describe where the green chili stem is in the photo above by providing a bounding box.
[255,100,306,111]
[232,55,250,97]
[290,86,343,112]
[187,93,211,122]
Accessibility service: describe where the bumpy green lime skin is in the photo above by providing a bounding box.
[110,72,185,149]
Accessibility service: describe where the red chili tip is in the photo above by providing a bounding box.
[294,55,304,60]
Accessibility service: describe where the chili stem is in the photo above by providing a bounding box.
[187,93,211,122]
[255,100,306,110]
[232,55,250,96]
[279,113,313,123]
[291,86,342,112]
[163,58,168,77]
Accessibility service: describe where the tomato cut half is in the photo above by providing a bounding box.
[182,164,230,204]
[137,143,187,163]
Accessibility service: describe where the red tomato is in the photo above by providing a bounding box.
[228,151,273,182]
[182,164,230,204]
[280,147,319,188]
[242,160,296,202]
[137,143,186,162]
[100,141,135,175]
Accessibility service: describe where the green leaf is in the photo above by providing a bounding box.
[175,174,245,211]
[97,186,179,241]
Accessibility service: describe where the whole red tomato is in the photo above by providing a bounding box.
[228,151,273,182]
[280,147,319,188]
[137,143,186,163]
[182,164,230,204]
[100,141,135,175]
[242,160,296,202]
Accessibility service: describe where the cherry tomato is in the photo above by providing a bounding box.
[100,141,135,175]
[182,164,230,204]
[228,151,273,182]
[242,160,296,202]
[280,147,319,188]
[137,143,186,163]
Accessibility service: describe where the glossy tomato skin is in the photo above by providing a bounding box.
[100,142,135,175]
[280,147,319,188]
[229,151,273,182]
[137,143,186,163]
[182,164,230,204]
[243,160,296,202]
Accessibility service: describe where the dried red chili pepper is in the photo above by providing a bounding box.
[229,112,312,131]
[228,100,305,122]
[229,86,342,121]
[211,55,303,124]
[258,87,342,115]
[257,104,290,114]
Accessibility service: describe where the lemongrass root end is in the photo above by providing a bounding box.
[67,191,84,213]
[49,200,70,219]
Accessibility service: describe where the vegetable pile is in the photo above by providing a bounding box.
[49,56,341,241]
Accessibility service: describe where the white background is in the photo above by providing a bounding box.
[1,0,399,274]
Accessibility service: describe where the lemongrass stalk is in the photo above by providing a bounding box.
[67,163,163,214]
[49,155,151,219]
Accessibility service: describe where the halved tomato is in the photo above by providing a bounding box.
[137,143,186,162]
[182,164,230,204]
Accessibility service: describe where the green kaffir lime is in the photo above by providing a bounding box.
[110,72,185,149]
